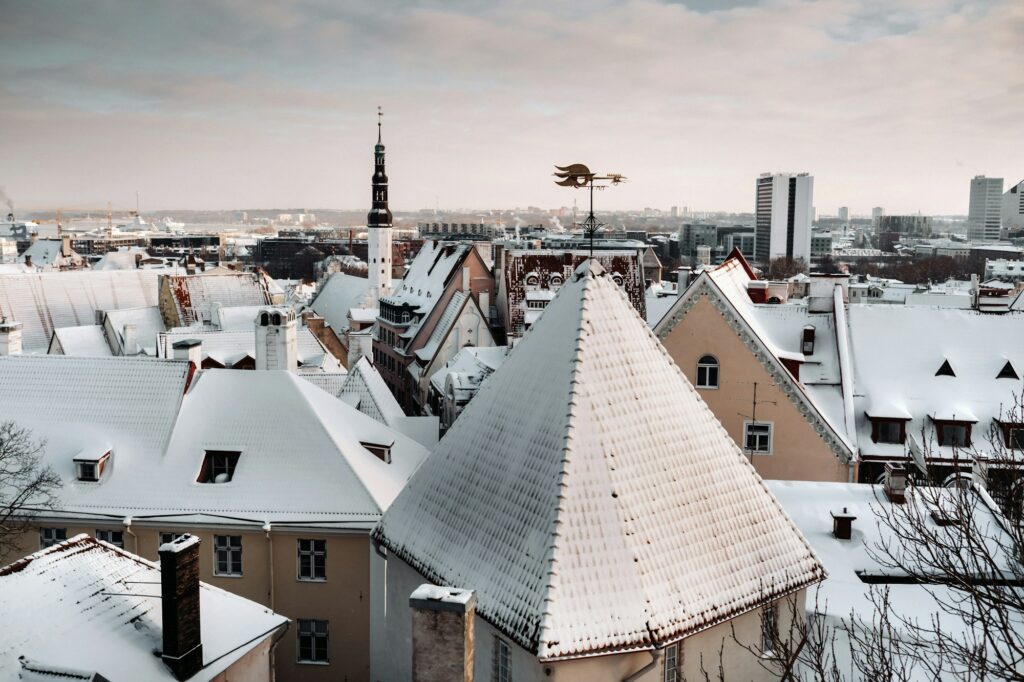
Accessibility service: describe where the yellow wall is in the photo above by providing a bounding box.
[5,522,372,682]
[660,295,851,482]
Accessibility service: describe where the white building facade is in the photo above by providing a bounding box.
[754,172,814,264]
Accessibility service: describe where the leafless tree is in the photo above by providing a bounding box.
[765,257,809,280]
[0,421,59,557]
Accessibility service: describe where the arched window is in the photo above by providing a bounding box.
[696,355,719,389]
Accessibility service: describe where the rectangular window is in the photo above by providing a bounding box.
[877,420,903,444]
[40,527,67,549]
[298,539,326,581]
[76,461,98,481]
[197,451,240,484]
[214,535,243,576]
[492,637,511,682]
[663,642,681,681]
[696,363,719,389]
[96,530,124,548]
[761,604,778,656]
[297,619,329,664]
[1008,427,1024,450]
[940,424,969,447]
[160,532,184,547]
[744,422,773,455]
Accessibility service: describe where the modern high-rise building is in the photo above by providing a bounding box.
[366,109,393,299]
[1002,179,1024,231]
[838,206,849,222]
[968,175,1004,242]
[754,172,813,264]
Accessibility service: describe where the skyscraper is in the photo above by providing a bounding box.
[838,206,849,222]
[367,108,393,299]
[1003,179,1024,231]
[968,175,1003,242]
[754,172,813,264]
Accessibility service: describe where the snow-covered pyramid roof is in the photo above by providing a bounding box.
[375,261,824,660]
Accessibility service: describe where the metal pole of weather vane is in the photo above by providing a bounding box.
[553,164,626,260]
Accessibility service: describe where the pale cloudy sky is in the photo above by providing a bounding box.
[0,0,1021,215]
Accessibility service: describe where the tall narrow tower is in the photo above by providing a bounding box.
[367,107,393,299]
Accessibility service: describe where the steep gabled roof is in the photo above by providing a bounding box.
[376,261,824,661]
[339,357,406,426]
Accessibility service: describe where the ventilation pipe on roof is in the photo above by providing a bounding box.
[159,535,204,681]
[830,507,856,540]
[409,584,476,682]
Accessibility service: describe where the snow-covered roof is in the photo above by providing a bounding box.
[0,535,287,681]
[0,357,427,525]
[848,306,1024,460]
[162,272,271,327]
[157,327,338,370]
[18,240,68,267]
[50,325,112,357]
[382,241,469,316]
[306,272,371,334]
[376,261,824,661]
[102,306,165,355]
[92,250,144,271]
[414,290,468,363]
[644,280,679,328]
[214,304,274,331]
[339,357,406,426]
[428,345,510,399]
[0,271,161,352]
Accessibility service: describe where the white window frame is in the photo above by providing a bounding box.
[96,529,124,548]
[695,355,720,389]
[214,534,243,577]
[297,619,330,664]
[40,527,67,549]
[663,641,681,681]
[492,636,511,682]
[297,538,327,581]
[744,421,774,455]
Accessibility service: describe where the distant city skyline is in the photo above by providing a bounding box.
[1,0,1021,215]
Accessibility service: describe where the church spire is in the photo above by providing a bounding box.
[368,106,392,228]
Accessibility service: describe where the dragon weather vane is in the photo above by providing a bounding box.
[553,164,626,258]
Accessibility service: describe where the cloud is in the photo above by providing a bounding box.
[0,0,1021,213]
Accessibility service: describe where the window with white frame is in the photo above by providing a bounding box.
[96,529,124,548]
[298,539,326,581]
[696,355,719,388]
[214,535,242,576]
[40,527,66,549]
[492,637,511,682]
[663,642,682,681]
[761,603,778,656]
[297,619,329,664]
[744,422,773,455]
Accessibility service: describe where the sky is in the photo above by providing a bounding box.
[0,0,1021,215]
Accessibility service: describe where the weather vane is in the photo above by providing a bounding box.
[552,163,625,258]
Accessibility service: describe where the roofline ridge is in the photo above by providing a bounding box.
[534,270,598,656]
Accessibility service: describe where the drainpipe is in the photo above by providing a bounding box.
[123,516,138,554]
[623,649,661,682]
[263,522,275,610]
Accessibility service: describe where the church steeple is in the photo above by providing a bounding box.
[368,106,392,228]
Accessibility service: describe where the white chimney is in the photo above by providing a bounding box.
[0,319,23,356]
[172,339,202,365]
[123,323,138,356]
[255,308,298,371]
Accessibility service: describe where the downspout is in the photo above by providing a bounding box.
[263,522,275,611]
[123,516,138,554]
[623,649,661,682]
[832,284,858,483]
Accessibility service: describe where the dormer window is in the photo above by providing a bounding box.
[995,420,1024,449]
[868,417,910,445]
[198,450,240,483]
[935,359,956,377]
[74,449,111,482]
[997,361,1019,380]
[361,440,393,464]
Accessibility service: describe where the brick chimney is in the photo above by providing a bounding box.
[830,507,857,540]
[884,462,907,504]
[159,534,203,680]
[410,584,476,682]
[0,319,23,356]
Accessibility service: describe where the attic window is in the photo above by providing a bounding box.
[361,440,393,464]
[198,450,240,483]
[74,449,111,482]
[997,361,1019,380]
[935,360,956,377]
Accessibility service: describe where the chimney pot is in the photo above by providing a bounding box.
[831,506,857,540]
[410,584,476,682]
[159,534,203,680]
